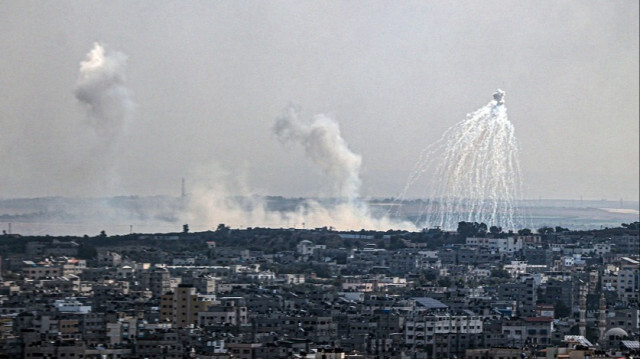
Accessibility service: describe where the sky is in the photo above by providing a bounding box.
[1,1,638,203]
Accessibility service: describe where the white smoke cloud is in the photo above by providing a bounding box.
[184,162,416,231]
[69,42,136,195]
[74,42,134,140]
[269,106,415,231]
[185,123,416,231]
[273,106,362,202]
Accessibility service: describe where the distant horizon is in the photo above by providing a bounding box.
[1,194,638,206]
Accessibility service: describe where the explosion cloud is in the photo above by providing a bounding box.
[74,42,133,140]
[273,106,362,202]
[184,107,416,232]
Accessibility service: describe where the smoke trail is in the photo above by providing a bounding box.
[273,106,362,202]
[74,42,133,140]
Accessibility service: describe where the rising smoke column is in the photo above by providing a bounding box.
[71,42,135,196]
[74,42,133,141]
[185,107,416,232]
[396,90,527,230]
[274,106,362,203]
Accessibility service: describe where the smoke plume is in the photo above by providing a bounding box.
[273,106,362,202]
[183,107,417,232]
[184,162,417,231]
[74,42,133,140]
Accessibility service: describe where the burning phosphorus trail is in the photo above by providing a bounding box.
[74,42,134,140]
[395,89,527,230]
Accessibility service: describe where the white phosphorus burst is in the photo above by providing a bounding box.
[397,90,527,230]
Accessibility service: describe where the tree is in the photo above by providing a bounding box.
[215,223,231,238]
[386,237,407,250]
[423,269,438,281]
[437,277,452,287]
[554,301,571,318]
[518,228,532,236]
[183,224,189,233]
[537,226,554,234]
[78,244,97,259]
[490,226,502,234]
[457,221,488,238]
[491,268,511,279]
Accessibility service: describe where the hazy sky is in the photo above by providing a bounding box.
[1,1,638,202]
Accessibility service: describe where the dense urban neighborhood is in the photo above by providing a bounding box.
[0,222,638,358]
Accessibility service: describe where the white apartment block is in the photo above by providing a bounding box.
[618,257,639,303]
[405,315,483,347]
[466,237,523,254]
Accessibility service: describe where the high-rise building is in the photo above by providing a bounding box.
[160,284,213,328]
